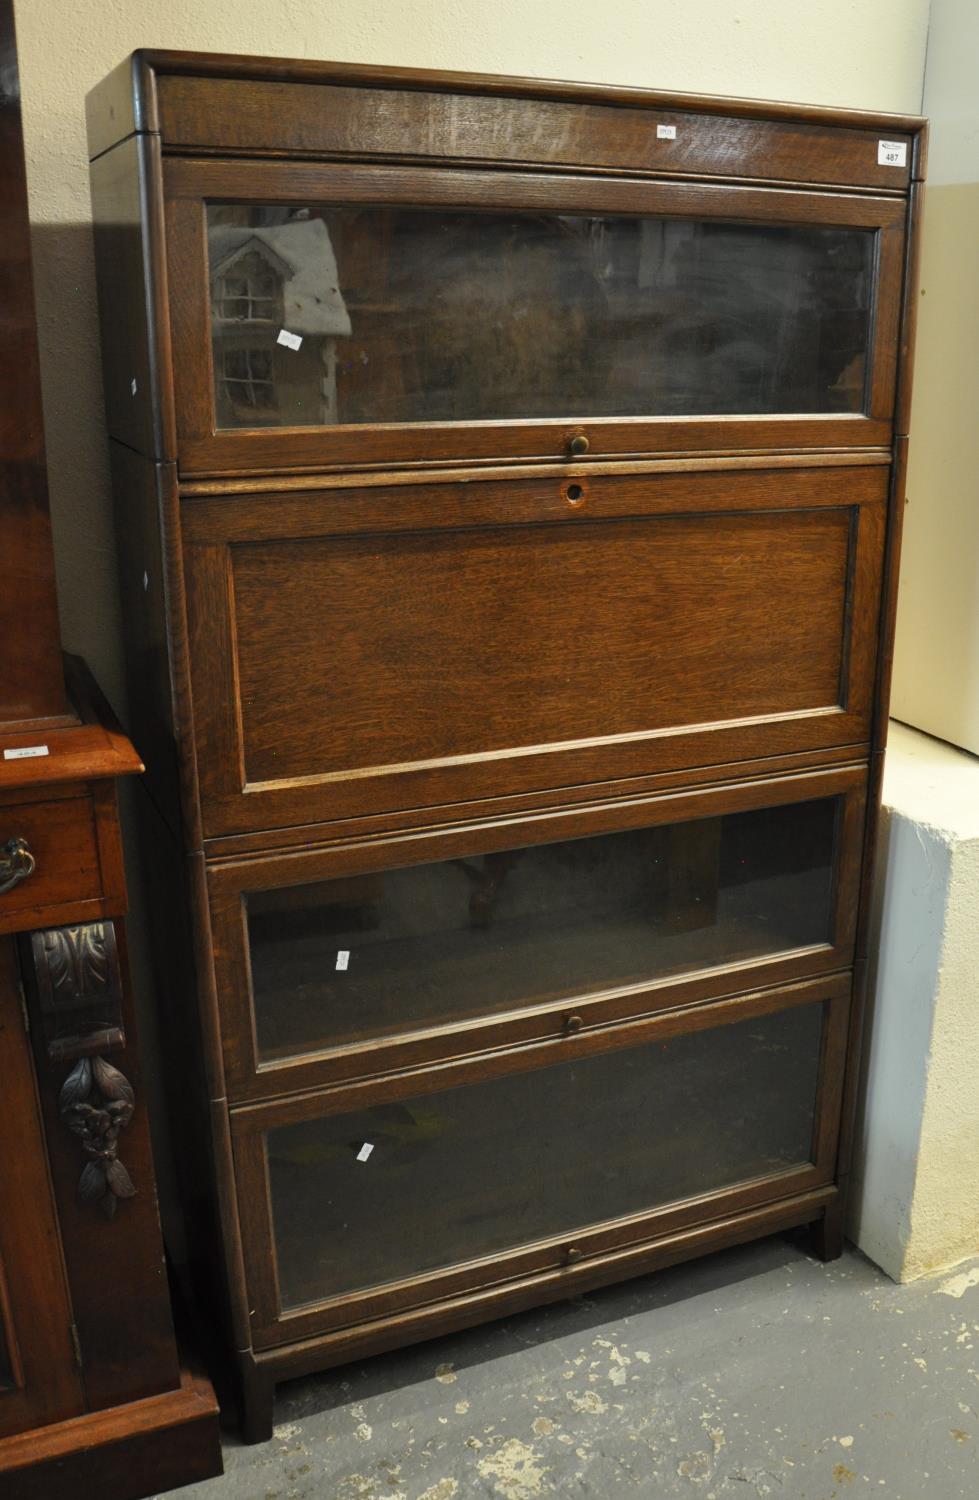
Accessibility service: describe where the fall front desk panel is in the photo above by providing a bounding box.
[183,465,885,837]
[242,992,832,1325]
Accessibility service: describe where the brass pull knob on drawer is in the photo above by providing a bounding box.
[563,1012,584,1035]
[0,837,36,894]
[566,432,590,456]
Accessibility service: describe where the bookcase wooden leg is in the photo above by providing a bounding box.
[238,1358,275,1446]
[808,1199,845,1263]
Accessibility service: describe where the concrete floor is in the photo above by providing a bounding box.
[161,1239,979,1500]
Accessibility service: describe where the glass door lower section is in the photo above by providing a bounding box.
[271,1001,823,1309]
[210,767,865,1098]
[231,974,850,1347]
[247,798,837,1061]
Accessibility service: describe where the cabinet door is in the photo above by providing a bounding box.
[209,765,865,1099]
[231,972,850,1350]
[165,158,906,473]
[184,464,884,838]
[0,939,84,1439]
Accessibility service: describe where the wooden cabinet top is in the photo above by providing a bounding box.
[87,51,926,190]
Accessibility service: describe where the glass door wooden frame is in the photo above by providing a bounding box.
[207,763,866,1102]
[229,970,851,1350]
[163,157,908,475]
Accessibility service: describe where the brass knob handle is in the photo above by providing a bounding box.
[0,837,36,895]
[563,1013,583,1035]
[567,433,589,456]
[565,1245,583,1265]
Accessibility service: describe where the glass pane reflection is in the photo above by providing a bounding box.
[247,798,838,1062]
[268,999,825,1308]
[207,204,874,429]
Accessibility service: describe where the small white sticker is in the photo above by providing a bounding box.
[142,570,149,592]
[336,950,350,971]
[277,328,303,351]
[130,377,138,396]
[4,745,50,760]
[878,140,907,167]
[656,124,677,140]
[356,1142,374,1163]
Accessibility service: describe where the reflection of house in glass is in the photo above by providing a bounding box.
[209,218,351,427]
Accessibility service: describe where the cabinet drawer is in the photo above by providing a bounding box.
[208,764,866,1099]
[0,794,105,933]
[185,465,886,839]
[231,972,850,1350]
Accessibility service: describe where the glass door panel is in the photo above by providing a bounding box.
[207,203,874,431]
[247,796,839,1063]
[266,997,825,1310]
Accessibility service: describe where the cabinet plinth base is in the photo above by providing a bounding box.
[238,1189,835,1443]
[0,1362,222,1500]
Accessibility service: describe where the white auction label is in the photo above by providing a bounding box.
[356,1143,374,1163]
[878,140,907,167]
[336,950,350,971]
[277,328,303,350]
[4,745,49,760]
[656,123,677,140]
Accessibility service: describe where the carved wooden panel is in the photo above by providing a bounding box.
[59,1054,137,1220]
[30,921,126,1060]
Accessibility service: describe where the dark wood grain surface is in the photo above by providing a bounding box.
[154,74,914,193]
[0,939,85,1438]
[85,48,927,163]
[0,0,69,728]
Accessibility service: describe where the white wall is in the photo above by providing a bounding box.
[851,723,979,1281]
[15,0,931,717]
[890,0,979,753]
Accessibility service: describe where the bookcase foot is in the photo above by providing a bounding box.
[808,1200,845,1264]
[238,1359,275,1446]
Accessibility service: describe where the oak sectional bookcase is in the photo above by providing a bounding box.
[86,51,925,1441]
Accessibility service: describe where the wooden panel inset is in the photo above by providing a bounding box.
[237,510,849,778]
[182,465,885,836]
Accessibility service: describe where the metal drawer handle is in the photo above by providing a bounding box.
[0,837,36,893]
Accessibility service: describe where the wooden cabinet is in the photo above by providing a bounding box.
[0,5,221,1492]
[86,49,926,1443]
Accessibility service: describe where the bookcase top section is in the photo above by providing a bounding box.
[86,49,927,189]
